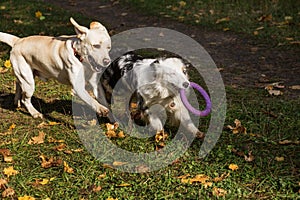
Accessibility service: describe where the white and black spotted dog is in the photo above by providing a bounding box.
[99,52,204,138]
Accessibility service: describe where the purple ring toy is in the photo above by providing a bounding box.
[180,82,212,116]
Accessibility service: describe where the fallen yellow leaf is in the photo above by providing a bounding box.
[3,166,19,177]
[118,131,125,138]
[117,183,131,187]
[4,60,11,68]
[18,195,36,200]
[37,121,60,128]
[178,1,187,7]
[98,173,106,179]
[228,164,239,171]
[112,161,128,166]
[63,161,74,173]
[275,156,284,162]
[35,11,43,18]
[216,17,230,24]
[8,123,16,131]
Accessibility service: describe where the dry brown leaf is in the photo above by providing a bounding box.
[0,179,8,189]
[279,140,300,145]
[117,183,131,187]
[63,161,74,173]
[3,166,19,177]
[180,174,212,186]
[28,131,45,145]
[47,136,65,143]
[37,121,60,128]
[216,17,230,24]
[92,185,102,192]
[106,130,117,138]
[40,155,62,169]
[267,89,283,96]
[244,151,255,162]
[202,181,213,188]
[213,172,230,182]
[103,163,113,169]
[227,119,247,134]
[2,187,15,198]
[212,187,227,197]
[177,174,190,179]
[135,165,150,173]
[112,161,128,166]
[258,14,272,22]
[88,119,97,126]
[0,67,8,74]
[71,148,84,153]
[53,143,66,151]
[290,85,300,90]
[155,130,168,143]
[106,122,119,131]
[33,178,50,186]
[98,173,106,179]
[0,149,13,163]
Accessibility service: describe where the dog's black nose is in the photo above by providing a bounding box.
[182,82,189,88]
[103,58,111,66]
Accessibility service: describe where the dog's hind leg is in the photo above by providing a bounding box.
[11,57,43,118]
[14,81,22,108]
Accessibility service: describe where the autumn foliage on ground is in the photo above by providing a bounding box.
[0,0,299,199]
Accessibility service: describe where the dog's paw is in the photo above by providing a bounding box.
[32,113,44,119]
[98,106,109,117]
[195,131,205,139]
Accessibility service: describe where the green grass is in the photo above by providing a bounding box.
[121,0,300,48]
[0,0,299,199]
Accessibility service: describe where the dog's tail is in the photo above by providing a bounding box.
[0,32,19,47]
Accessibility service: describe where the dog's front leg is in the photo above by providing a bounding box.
[72,72,109,116]
[172,99,205,139]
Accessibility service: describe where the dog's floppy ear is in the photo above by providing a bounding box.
[70,17,89,40]
[90,21,107,31]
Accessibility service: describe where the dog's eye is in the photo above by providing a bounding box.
[183,68,187,74]
[93,44,101,49]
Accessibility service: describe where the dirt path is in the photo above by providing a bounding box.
[44,0,300,98]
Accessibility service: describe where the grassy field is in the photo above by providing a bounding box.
[122,0,300,48]
[0,0,299,199]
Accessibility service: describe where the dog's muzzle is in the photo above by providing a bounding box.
[87,55,107,72]
[103,58,111,67]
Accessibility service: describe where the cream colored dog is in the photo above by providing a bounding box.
[0,18,111,118]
